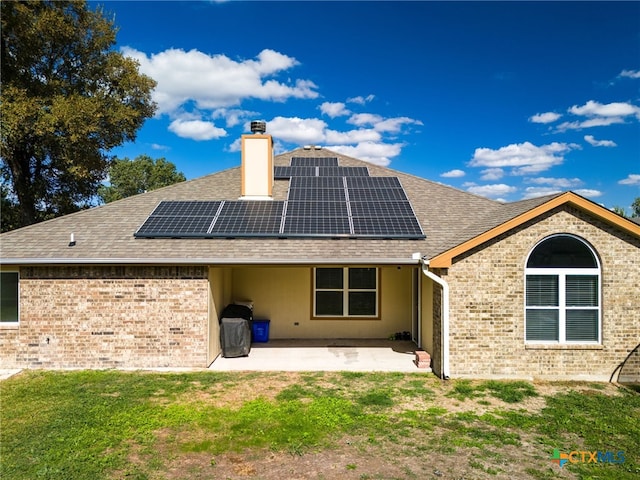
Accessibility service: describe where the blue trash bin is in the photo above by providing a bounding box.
[252,319,270,343]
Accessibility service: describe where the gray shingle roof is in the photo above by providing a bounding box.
[0,147,570,265]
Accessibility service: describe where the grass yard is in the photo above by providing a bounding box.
[1,370,638,480]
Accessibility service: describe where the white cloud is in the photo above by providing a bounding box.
[348,113,383,127]
[347,94,375,105]
[526,177,583,189]
[325,142,403,167]
[121,47,319,117]
[466,183,517,198]
[480,168,504,181]
[347,113,422,133]
[529,112,561,124]
[325,129,381,144]
[584,135,617,147]
[168,119,227,141]
[151,143,170,151]
[574,189,603,198]
[212,108,258,128]
[441,169,466,178]
[320,102,350,118]
[549,100,640,132]
[522,187,563,199]
[556,117,626,132]
[266,117,327,144]
[469,141,578,175]
[569,100,639,118]
[619,69,640,79]
[618,174,640,186]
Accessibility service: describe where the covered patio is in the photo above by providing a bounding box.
[209,339,430,373]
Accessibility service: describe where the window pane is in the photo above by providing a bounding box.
[316,291,343,316]
[0,272,19,323]
[566,310,598,341]
[526,275,558,306]
[526,309,559,341]
[527,236,597,268]
[348,292,376,316]
[566,275,598,307]
[349,268,376,289]
[316,268,343,289]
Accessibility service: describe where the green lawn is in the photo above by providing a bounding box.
[1,370,638,480]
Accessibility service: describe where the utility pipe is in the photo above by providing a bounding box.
[420,257,450,379]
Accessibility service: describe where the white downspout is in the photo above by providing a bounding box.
[419,257,450,379]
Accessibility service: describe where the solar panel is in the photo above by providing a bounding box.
[151,200,222,217]
[287,189,347,202]
[134,201,223,237]
[291,157,338,166]
[346,177,402,189]
[210,201,284,235]
[349,201,415,217]
[283,216,351,235]
[274,166,317,179]
[347,188,408,202]
[318,166,369,177]
[286,201,349,217]
[289,176,345,189]
[352,216,424,237]
[135,215,215,237]
[134,173,425,239]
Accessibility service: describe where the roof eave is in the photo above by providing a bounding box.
[0,257,423,266]
[428,191,640,268]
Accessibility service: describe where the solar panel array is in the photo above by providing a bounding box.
[134,158,425,239]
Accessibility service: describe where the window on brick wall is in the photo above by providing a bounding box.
[525,235,600,343]
[313,267,379,318]
[1,272,19,324]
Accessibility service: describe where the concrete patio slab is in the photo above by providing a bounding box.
[209,339,431,373]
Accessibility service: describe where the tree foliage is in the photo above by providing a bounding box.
[632,197,640,218]
[0,0,156,229]
[98,155,186,203]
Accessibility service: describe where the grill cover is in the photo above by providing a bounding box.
[220,317,251,358]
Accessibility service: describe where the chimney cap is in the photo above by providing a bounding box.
[250,120,267,134]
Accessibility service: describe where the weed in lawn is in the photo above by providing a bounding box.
[357,389,395,408]
[481,380,538,403]
[447,379,482,401]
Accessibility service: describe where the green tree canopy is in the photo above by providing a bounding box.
[632,197,640,218]
[0,0,156,228]
[98,155,186,203]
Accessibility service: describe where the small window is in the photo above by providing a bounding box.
[1,272,19,324]
[314,267,378,318]
[525,235,600,343]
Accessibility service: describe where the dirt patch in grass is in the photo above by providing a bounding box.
[117,373,631,480]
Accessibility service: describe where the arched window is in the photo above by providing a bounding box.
[525,235,601,343]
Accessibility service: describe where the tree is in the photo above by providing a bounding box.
[632,197,640,218]
[98,155,186,203]
[0,1,156,228]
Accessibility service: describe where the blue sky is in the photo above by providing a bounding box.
[98,1,640,212]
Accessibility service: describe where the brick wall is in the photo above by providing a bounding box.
[0,266,210,369]
[445,206,640,380]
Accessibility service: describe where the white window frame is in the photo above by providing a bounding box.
[313,267,379,319]
[0,270,20,327]
[524,235,601,345]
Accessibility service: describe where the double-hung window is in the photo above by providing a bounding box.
[525,235,600,343]
[1,271,19,325]
[314,267,378,318]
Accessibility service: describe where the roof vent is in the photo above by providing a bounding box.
[250,120,266,134]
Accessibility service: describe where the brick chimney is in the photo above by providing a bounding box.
[240,121,273,200]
